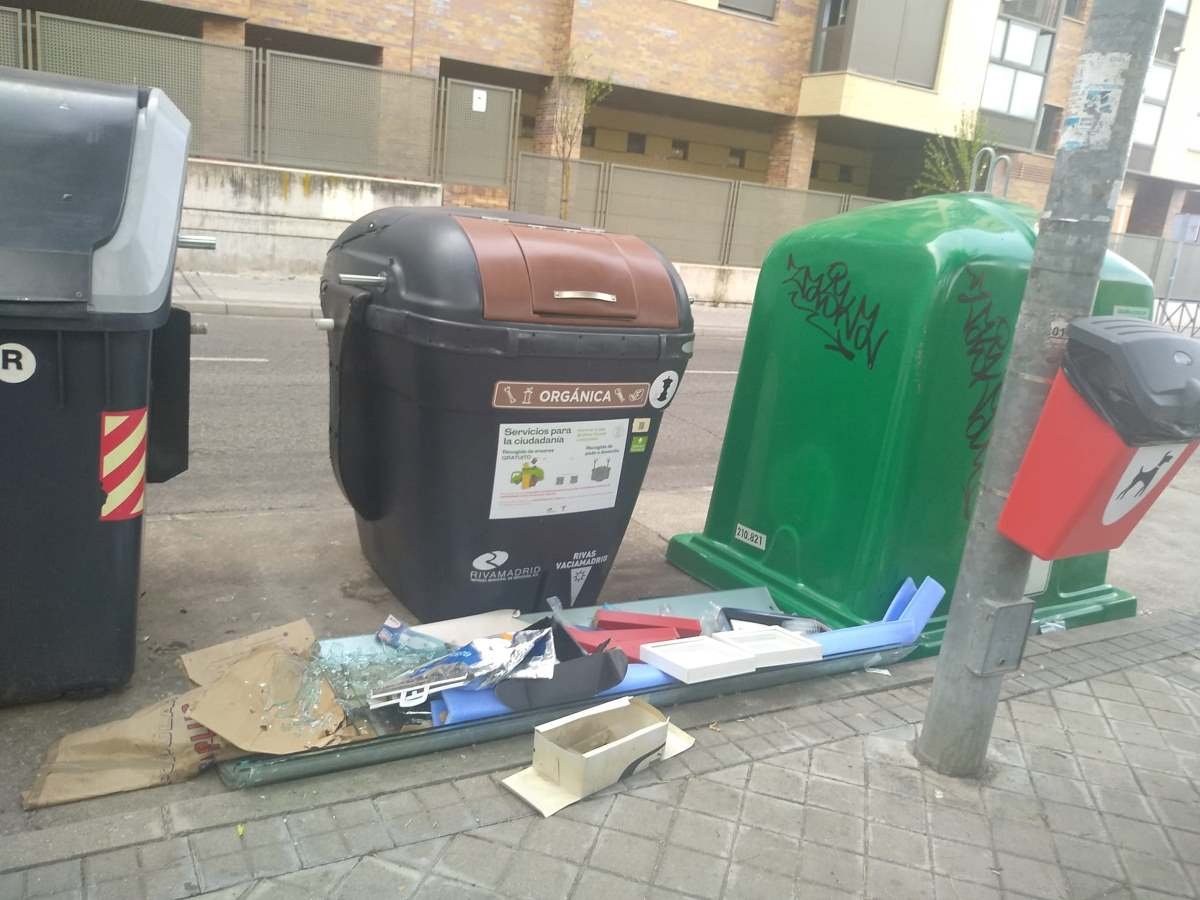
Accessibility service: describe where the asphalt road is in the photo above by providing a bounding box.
[161,315,746,516]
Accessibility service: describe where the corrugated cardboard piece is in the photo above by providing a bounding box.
[502,696,694,817]
[179,619,315,686]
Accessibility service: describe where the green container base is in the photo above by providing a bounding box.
[667,532,1136,660]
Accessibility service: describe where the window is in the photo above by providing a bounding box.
[1063,0,1086,18]
[718,0,776,18]
[519,115,536,140]
[838,164,853,183]
[581,126,596,149]
[982,18,1051,120]
[1165,0,1188,13]
[1134,61,1173,147]
[1158,11,1185,63]
[811,158,821,179]
[729,147,747,169]
[626,132,646,154]
[670,139,689,161]
[1035,105,1062,152]
[1133,102,1164,147]
[821,0,848,27]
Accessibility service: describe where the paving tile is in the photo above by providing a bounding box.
[1119,848,1194,896]
[933,874,1001,900]
[866,761,924,799]
[1099,699,1156,726]
[1029,772,1094,808]
[469,818,532,848]
[867,821,929,869]
[1062,869,1132,900]
[667,809,735,858]
[995,852,1069,899]
[1136,769,1199,802]
[571,868,650,900]
[520,816,598,864]
[722,862,791,899]
[1078,757,1142,792]
[1153,797,1200,833]
[431,833,513,889]
[605,795,674,840]
[867,857,935,898]
[1069,732,1128,764]
[588,828,660,882]
[1109,720,1170,749]
[991,819,1056,863]
[24,860,82,899]
[1014,721,1073,753]
[190,820,301,894]
[1051,689,1102,716]
[803,806,864,855]
[1092,785,1158,824]
[415,783,462,810]
[382,804,479,846]
[411,874,498,900]
[680,777,744,819]
[1050,833,1124,881]
[653,845,727,900]
[1040,800,1105,841]
[805,776,865,817]
[797,843,865,895]
[867,788,926,833]
[1103,815,1176,858]
[375,837,449,871]
[929,806,993,848]
[930,837,1000,888]
[739,792,805,839]
[809,745,866,786]
[497,849,578,900]
[730,825,799,877]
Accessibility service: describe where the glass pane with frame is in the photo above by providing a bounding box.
[992,19,1008,58]
[1011,70,1044,119]
[1004,20,1038,67]
[1033,32,1053,72]
[982,63,1016,113]
[1133,101,1162,146]
[1144,62,1172,102]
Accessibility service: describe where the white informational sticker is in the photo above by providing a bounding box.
[631,417,651,434]
[0,342,35,384]
[569,566,592,606]
[734,523,767,551]
[1101,443,1188,526]
[1058,51,1128,152]
[491,419,629,520]
[649,371,680,409]
[1024,556,1051,597]
[472,88,488,113]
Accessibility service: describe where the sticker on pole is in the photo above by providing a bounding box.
[491,419,628,520]
[1101,443,1187,526]
[649,371,680,409]
[99,407,148,521]
[0,342,35,384]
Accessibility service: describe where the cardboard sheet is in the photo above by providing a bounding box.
[187,647,345,756]
[180,619,315,686]
[22,688,246,810]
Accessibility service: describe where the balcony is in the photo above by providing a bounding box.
[810,0,950,89]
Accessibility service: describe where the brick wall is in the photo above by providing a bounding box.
[569,0,817,115]
[1003,152,1054,210]
[443,183,511,209]
[1044,15,1085,110]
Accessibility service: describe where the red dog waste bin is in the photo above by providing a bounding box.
[999,317,1200,559]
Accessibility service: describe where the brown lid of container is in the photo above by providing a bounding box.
[453,215,680,329]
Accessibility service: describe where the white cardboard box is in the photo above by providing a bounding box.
[712,626,823,667]
[502,696,693,816]
[639,635,757,684]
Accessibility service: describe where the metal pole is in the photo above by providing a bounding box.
[915,0,1166,778]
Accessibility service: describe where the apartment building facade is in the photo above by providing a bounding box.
[8,0,1199,237]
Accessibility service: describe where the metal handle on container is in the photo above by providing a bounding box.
[177,234,217,250]
[554,290,617,303]
[339,273,388,288]
[315,318,336,331]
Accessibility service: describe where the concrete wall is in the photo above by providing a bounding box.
[675,262,760,306]
[175,159,442,275]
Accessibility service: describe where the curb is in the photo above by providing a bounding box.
[176,299,323,319]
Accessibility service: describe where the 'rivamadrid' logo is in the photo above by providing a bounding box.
[469,550,540,583]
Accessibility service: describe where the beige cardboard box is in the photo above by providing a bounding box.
[503,696,693,816]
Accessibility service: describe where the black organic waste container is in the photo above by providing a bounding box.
[0,71,194,704]
[322,208,694,620]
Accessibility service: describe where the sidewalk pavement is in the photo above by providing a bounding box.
[3,610,1199,900]
[171,271,754,330]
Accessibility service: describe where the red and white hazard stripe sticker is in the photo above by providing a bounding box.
[99,407,148,521]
